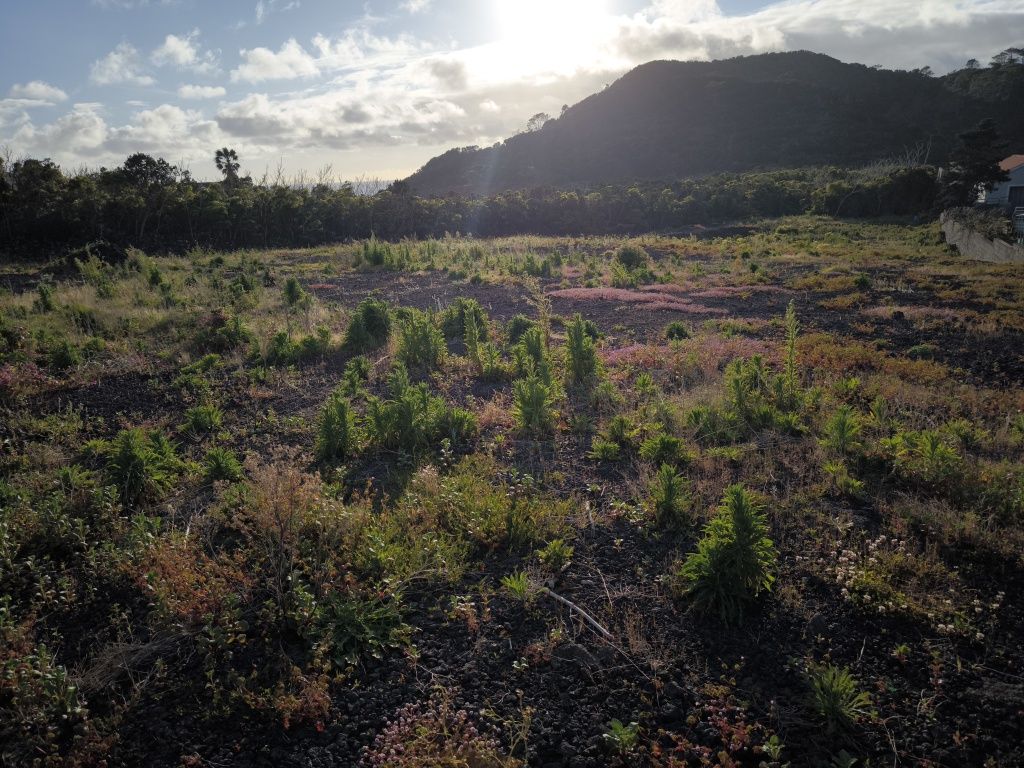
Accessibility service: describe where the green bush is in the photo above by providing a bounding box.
[283,276,309,309]
[513,374,557,436]
[506,314,537,344]
[441,297,488,341]
[588,437,622,462]
[47,338,81,371]
[343,297,392,353]
[183,404,223,434]
[649,463,690,529]
[34,282,56,313]
[639,433,690,466]
[103,428,183,506]
[564,313,599,389]
[341,355,371,396]
[513,325,552,384]
[664,321,690,340]
[396,310,445,373]
[364,364,476,455]
[807,664,873,734]
[822,405,862,455]
[204,446,242,482]
[677,484,777,623]
[615,244,649,270]
[317,391,357,462]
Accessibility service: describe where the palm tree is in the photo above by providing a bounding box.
[214,147,240,184]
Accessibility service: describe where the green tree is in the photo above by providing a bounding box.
[941,119,1009,207]
[215,147,240,185]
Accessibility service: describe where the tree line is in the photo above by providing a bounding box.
[0,120,1006,258]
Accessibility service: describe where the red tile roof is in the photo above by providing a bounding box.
[999,155,1024,172]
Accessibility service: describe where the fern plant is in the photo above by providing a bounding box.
[678,484,777,623]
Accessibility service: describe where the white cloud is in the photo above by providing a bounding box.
[90,43,155,86]
[254,0,300,25]
[152,30,219,74]
[178,84,227,99]
[8,81,68,103]
[229,29,425,83]
[231,38,319,82]
[402,0,431,13]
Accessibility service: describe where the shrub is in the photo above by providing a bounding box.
[396,310,445,373]
[564,313,599,389]
[615,244,649,270]
[512,326,551,385]
[314,591,407,667]
[513,375,556,435]
[47,338,81,371]
[103,428,183,506]
[823,406,862,455]
[362,695,522,768]
[344,297,392,352]
[588,437,621,462]
[537,538,574,571]
[205,446,242,482]
[639,433,690,466]
[183,403,223,434]
[264,327,331,366]
[283,276,309,309]
[649,463,690,529]
[677,484,777,623]
[317,391,357,462]
[197,313,255,353]
[807,664,873,734]
[34,282,55,313]
[441,297,488,340]
[464,310,482,371]
[506,314,536,344]
[664,320,690,340]
[364,366,476,455]
[341,355,371,396]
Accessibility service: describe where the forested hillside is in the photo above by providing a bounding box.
[405,51,1024,196]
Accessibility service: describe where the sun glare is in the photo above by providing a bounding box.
[493,0,613,73]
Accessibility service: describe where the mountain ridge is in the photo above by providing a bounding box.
[404,51,1024,196]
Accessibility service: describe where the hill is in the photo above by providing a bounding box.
[404,51,1024,196]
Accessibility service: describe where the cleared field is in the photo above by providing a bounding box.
[1,216,1023,767]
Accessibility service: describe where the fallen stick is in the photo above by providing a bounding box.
[540,586,612,640]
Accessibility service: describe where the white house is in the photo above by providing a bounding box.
[981,155,1024,209]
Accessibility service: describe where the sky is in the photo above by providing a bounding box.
[1,0,1022,182]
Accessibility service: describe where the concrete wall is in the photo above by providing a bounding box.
[940,211,1024,264]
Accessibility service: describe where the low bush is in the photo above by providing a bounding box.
[677,484,777,623]
[344,297,392,353]
[396,310,445,373]
[317,391,357,462]
[807,664,873,735]
[564,313,599,389]
[183,403,223,434]
[441,296,488,341]
[101,428,184,506]
[205,446,243,482]
[649,463,691,530]
[513,374,557,436]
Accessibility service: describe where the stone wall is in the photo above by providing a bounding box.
[940,211,1024,264]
